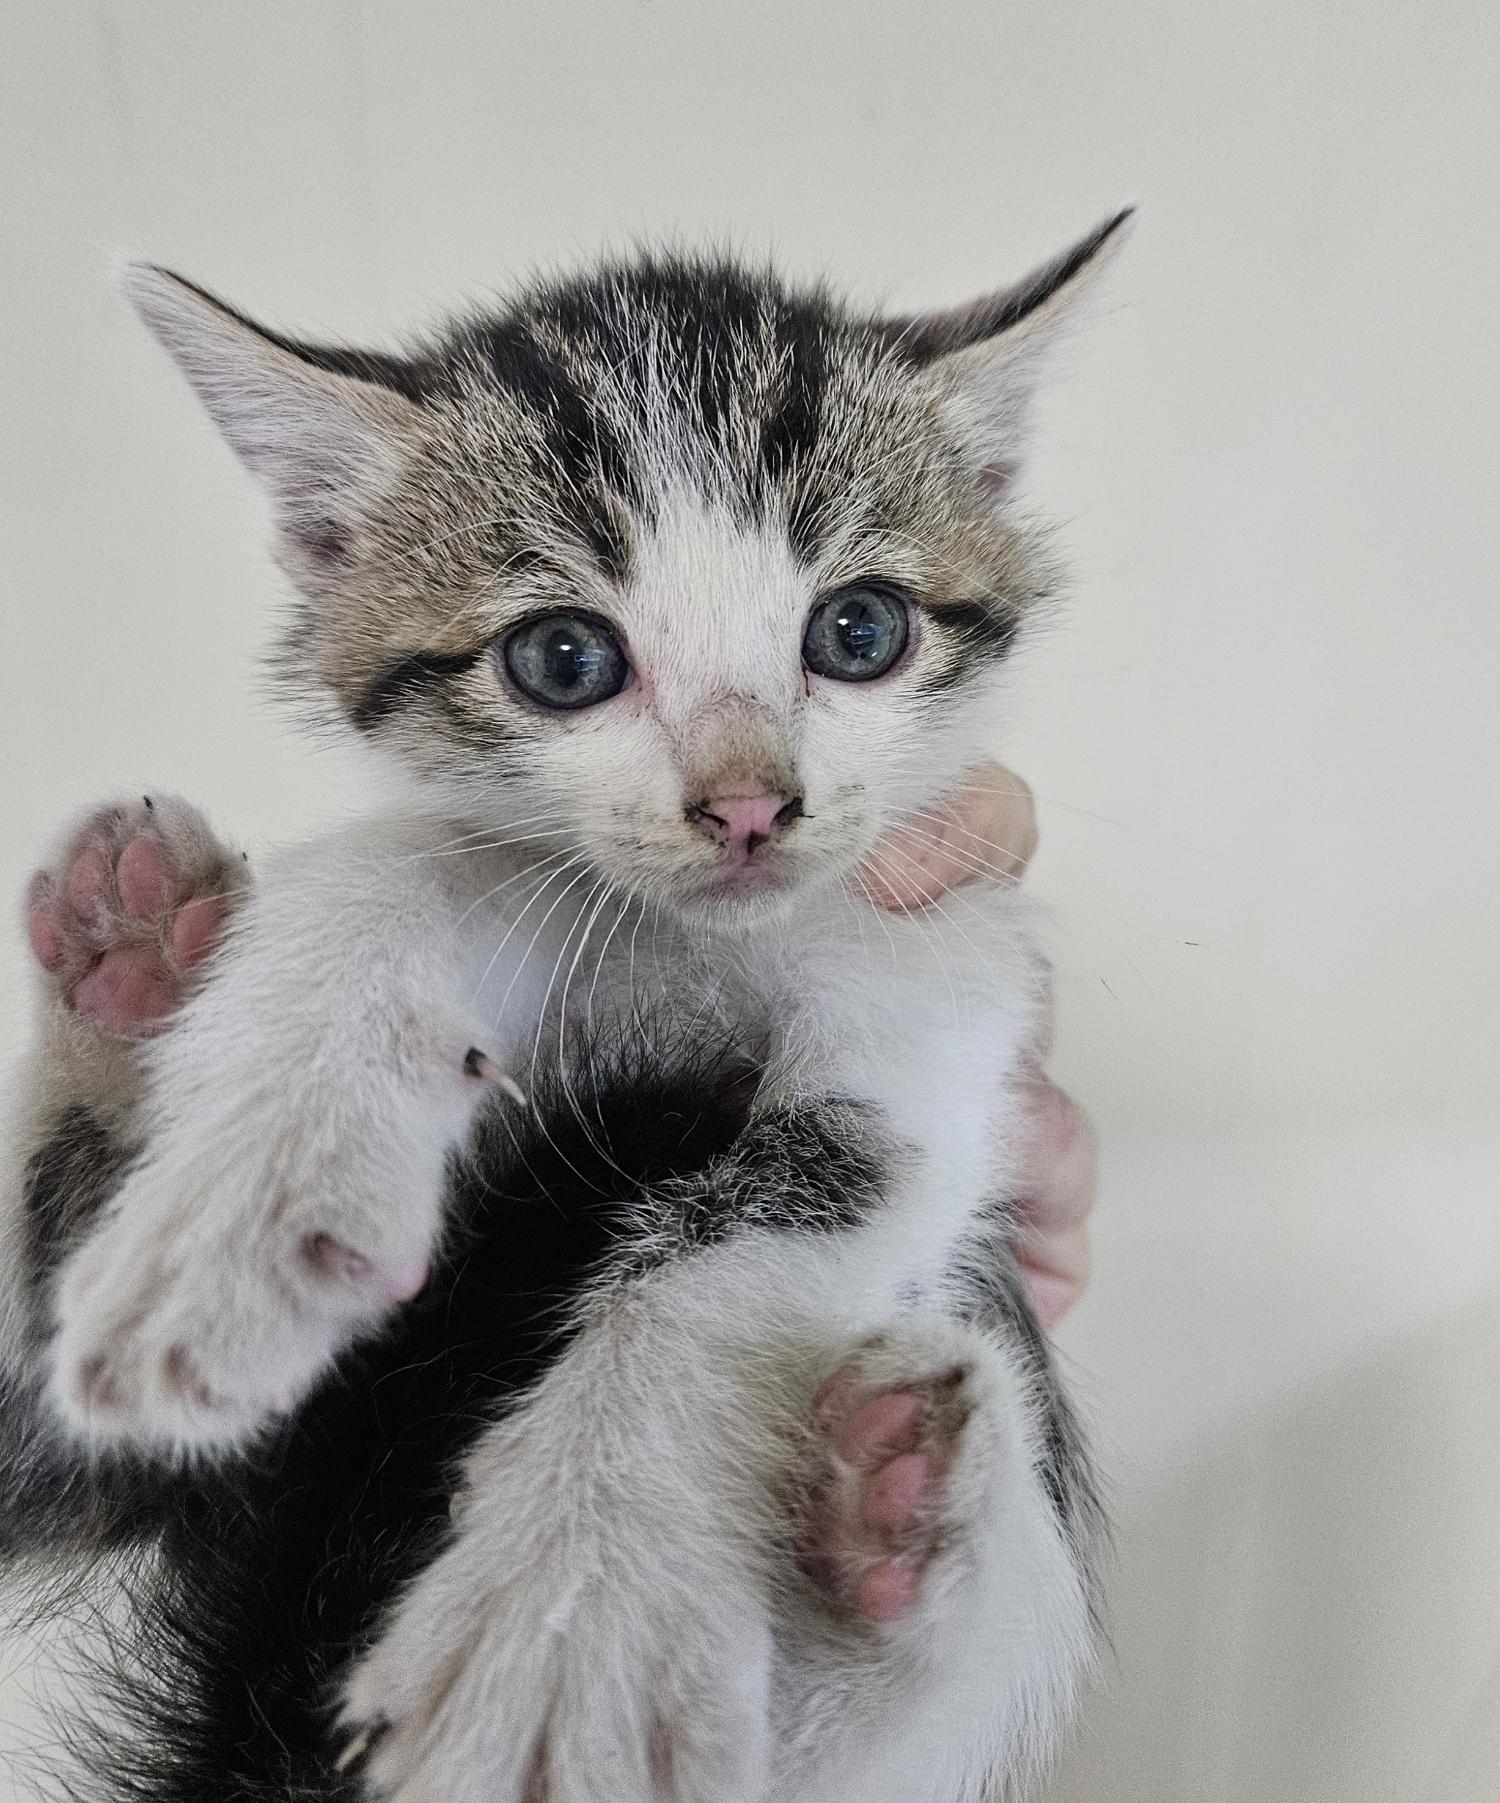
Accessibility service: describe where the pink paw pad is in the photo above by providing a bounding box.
[801,1356,972,1626]
[302,1233,431,1304]
[24,796,246,1040]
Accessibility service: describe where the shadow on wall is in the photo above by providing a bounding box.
[1045,1290,1500,1803]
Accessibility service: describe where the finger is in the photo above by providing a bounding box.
[860,763,1040,912]
[1014,1079,1097,1233]
[1010,1078,1099,1329]
[1018,1224,1091,1331]
[955,763,1039,884]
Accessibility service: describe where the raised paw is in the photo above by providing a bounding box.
[49,1015,501,1449]
[25,793,247,1038]
[49,1128,448,1450]
[800,1347,976,1626]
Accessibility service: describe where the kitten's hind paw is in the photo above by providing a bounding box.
[799,1337,979,1626]
[47,1020,513,1452]
[49,1162,435,1450]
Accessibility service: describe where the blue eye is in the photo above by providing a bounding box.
[503,612,629,710]
[802,585,911,682]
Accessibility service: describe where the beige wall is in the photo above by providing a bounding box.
[3,4,1498,1799]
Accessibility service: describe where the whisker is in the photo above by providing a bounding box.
[550,879,639,1184]
[392,812,570,862]
[855,841,968,1026]
[900,806,1033,872]
[418,827,578,862]
[896,817,1198,957]
[455,845,580,934]
[472,854,591,1006]
[489,862,624,1197]
[536,874,642,1190]
[892,818,1032,888]
[585,889,632,1041]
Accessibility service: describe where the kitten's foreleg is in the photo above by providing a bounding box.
[2,796,247,1545]
[45,818,511,1455]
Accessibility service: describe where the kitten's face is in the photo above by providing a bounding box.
[124,227,1126,924]
[382,488,1020,924]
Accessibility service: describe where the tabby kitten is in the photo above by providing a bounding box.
[3,213,1126,1802]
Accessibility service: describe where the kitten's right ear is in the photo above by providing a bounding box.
[120,264,426,580]
[893,209,1133,504]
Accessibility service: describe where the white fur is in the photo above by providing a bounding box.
[47,797,1037,1437]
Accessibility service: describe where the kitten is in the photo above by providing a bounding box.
[2,215,1126,1802]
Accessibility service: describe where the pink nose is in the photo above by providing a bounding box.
[688,791,803,853]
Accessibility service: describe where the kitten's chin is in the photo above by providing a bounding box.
[671,878,798,930]
[663,858,854,932]
[604,842,859,931]
[677,895,800,936]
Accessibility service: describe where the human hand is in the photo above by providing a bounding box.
[859,763,1099,1330]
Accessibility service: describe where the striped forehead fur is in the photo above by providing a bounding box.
[131,225,1130,740]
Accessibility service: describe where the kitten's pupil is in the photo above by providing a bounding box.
[503,612,629,710]
[547,629,594,690]
[840,605,885,659]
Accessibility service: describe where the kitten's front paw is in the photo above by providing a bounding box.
[25,794,246,1038]
[50,1142,438,1449]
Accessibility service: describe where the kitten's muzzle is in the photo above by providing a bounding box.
[685,791,804,857]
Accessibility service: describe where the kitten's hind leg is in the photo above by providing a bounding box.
[798,1346,978,1626]
[778,1320,1094,1803]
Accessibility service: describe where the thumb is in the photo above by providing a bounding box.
[859,764,1039,912]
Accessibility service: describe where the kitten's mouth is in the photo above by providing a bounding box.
[694,856,793,903]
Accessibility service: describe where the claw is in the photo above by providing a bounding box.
[335,1722,382,1774]
[464,1046,528,1107]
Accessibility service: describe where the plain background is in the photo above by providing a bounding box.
[3,5,1498,1799]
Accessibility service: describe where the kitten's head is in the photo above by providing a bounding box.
[123,218,1127,924]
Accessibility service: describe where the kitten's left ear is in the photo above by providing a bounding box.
[120,263,428,585]
[894,207,1134,501]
